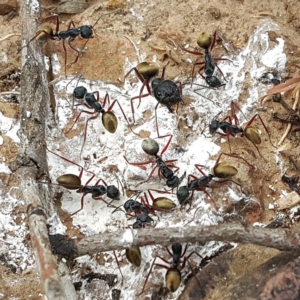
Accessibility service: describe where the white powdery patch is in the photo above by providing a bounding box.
[46,20,286,299]
[0,113,20,143]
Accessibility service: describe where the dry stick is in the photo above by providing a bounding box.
[50,223,300,259]
[278,84,300,146]
[19,1,75,299]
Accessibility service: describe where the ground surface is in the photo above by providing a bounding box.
[1,0,300,299]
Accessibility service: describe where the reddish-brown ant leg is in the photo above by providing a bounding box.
[160,61,170,79]
[157,134,173,155]
[244,113,273,142]
[123,156,154,168]
[130,92,150,124]
[113,250,124,285]
[214,152,254,170]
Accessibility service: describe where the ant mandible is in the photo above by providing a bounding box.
[24,9,122,74]
[125,61,184,136]
[138,243,202,294]
[46,147,122,218]
[124,135,186,190]
[208,101,275,158]
[66,82,131,155]
[177,152,254,206]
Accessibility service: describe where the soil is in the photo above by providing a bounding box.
[1,0,300,299]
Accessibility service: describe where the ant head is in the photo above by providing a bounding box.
[107,185,120,200]
[206,76,222,88]
[136,62,159,81]
[73,86,87,99]
[126,247,142,267]
[213,162,238,178]
[123,199,135,212]
[208,120,219,135]
[57,174,81,189]
[102,111,118,133]
[176,186,190,205]
[142,138,160,156]
[197,32,212,50]
[79,25,93,39]
[165,267,181,292]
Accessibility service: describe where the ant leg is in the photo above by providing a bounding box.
[194,165,208,176]
[160,61,170,79]
[192,62,205,83]
[46,146,95,180]
[244,113,276,148]
[43,15,61,34]
[108,99,130,125]
[214,152,255,169]
[154,102,161,138]
[67,192,88,217]
[113,251,124,285]
[137,256,159,296]
[156,134,173,155]
[181,250,203,270]
[130,92,151,124]
[80,112,100,155]
[209,31,217,52]
[93,91,110,108]
[230,101,246,126]
[123,156,154,168]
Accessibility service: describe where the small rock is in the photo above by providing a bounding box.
[277,191,300,210]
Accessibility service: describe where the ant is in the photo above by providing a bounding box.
[46,147,123,218]
[208,101,274,158]
[181,31,229,87]
[124,135,186,190]
[177,152,254,205]
[271,88,300,131]
[24,9,121,74]
[138,243,202,294]
[123,189,175,217]
[125,61,184,136]
[66,78,131,155]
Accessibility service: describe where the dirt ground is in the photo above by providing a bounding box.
[1,0,300,299]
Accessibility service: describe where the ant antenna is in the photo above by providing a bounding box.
[65,72,83,108]
[114,173,125,197]
[79,9,123,56]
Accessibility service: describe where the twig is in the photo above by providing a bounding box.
[50,223,300,259]
[0,33,21,42]
[19,1,75,299]
[278,84,300,145]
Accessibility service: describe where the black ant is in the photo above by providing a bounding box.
[66,79,131,155]
[138,243,202,294]
[46,147,123,218]
[125,61,184,136]
[208,101,274,158]
[177,152,254,206]
[24,9,122,74]
[123,189,175,217]
[123,135,186,190]
[181,31,229,87]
